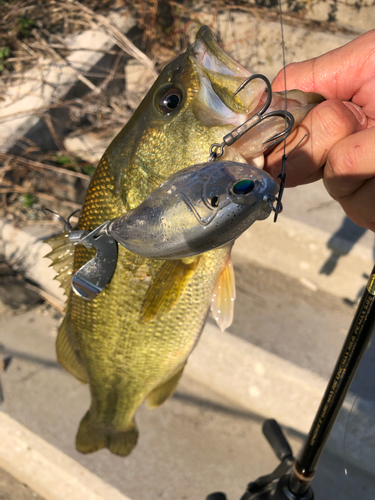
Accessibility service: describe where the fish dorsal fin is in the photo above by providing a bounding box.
[211,253,236,332]
[141,258,199,323]
[44,232,75,298]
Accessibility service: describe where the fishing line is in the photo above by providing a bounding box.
[42,206,74,232]
[278,0,288,123]
[274,0,288,222]
[229,10,240,66]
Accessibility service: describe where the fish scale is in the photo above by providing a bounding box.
[71,243,230,436]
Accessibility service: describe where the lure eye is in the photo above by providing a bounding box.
[158,88,183,114]
[232,179,255,195]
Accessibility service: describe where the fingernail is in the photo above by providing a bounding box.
[343,101,366,125]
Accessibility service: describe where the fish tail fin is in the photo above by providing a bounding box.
[107,424,138,456]
[76,412,138,457]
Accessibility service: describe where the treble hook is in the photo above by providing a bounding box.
[233,73,273,114]
[208,74,294,161]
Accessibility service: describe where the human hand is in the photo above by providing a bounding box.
[265,29,375,231]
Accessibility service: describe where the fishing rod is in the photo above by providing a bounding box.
[205,264,375,500]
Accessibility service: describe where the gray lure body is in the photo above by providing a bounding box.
[106,161,278,259]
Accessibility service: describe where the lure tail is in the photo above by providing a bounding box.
[76,411,139,456]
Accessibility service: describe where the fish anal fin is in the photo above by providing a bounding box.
[76,412,138,457]
[211,253,236,332]
[147,363,186,408]
[44,232,75,298]
[56,314,88,384]
[141,258,199,323]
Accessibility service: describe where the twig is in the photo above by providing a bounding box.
[0,154,90,180]
[0,184,29,194]
[65,0,158,78]
[24,282,65,313]
[97,48,122,94]
[42,113,65,151]
[36,191,81,209]
[48,44,118,55]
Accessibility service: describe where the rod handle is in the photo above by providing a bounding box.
[263,419,293,462]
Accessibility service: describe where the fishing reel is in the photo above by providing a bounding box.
[206,419,313,500]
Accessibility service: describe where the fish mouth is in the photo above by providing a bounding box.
[194,26,249,78]
[188,26,321,166]
[189,26,266,129]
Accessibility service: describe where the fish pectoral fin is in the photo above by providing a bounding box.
[210,253,236,332]
[44,232,75,299]
[141,258,200,323]
[76,411,138,457]
[147,363,186,408]
[56,313,88,384]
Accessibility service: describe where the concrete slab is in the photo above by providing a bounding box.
[303,0,375,33]
[0,466,44,500]
[0,411,132,500]
[200,11,357,79]
[232,213,372,303]
[1,306,374,499]
[0,220,65,304]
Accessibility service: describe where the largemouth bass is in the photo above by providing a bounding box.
[46,26,323,457]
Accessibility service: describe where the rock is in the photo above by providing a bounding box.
[64,128,122,165]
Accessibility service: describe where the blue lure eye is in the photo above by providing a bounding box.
[232,179,255,195]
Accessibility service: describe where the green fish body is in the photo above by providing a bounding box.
[46,26,323,456]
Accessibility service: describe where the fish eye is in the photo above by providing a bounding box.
[158,88,183,114]
[232,179,255,195]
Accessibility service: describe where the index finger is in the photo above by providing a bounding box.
[272,29,375,107]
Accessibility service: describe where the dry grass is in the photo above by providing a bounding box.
[0,1,121,73]
[0,0,155,220]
